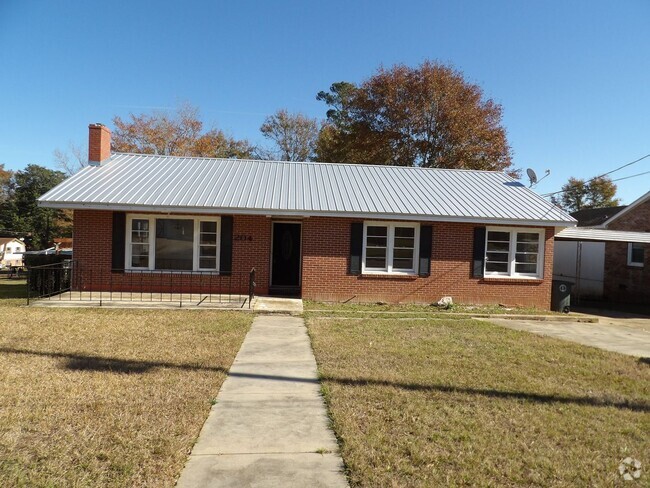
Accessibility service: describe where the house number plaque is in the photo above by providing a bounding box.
[234,234,253,241]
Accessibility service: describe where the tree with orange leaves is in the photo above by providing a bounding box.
[316,61,516,175]
[112,103,254,159]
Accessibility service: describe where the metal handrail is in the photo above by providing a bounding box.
[249,267,256,308]
[26,261,256,308]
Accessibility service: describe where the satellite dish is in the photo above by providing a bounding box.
[526,168,538,187]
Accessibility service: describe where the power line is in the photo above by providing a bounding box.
[593,153,650,179]
[609,169,650,183]
[542,153,650,197]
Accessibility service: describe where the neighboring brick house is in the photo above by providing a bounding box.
[600,192,650,303]
[554,192,650,304]
[38,124,576,308]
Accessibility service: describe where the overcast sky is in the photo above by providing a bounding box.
[0,0,648,203]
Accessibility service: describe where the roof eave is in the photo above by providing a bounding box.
[556,227,650,243]
[38,200,576,228]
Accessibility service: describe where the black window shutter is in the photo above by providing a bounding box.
[220,216,233,275]
[418,225,433,277]
[473,227,486,278]
[111,212,126,272]
[349,222,363,275]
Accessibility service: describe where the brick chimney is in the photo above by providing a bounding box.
[88,123,111,165]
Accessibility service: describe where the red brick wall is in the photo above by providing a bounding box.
[73,209,112,272]
[73,210,270,295]
[606,199,650,232]
[302,217,554,308]
[73,210,554,308]
[233,215,271,295]
[603,199,650,303]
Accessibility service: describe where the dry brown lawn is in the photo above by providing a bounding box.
[0,287,251,487]
[303,300,558,316]
[308,316,650,487]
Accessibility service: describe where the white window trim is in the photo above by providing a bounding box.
[361,221,420,275]
[125,214,221,272]
[627,242,644,267]
[484,227,545,279]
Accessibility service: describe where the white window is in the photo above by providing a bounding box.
[198,221,218,270]
[130,218,150,268]
[362,222,419,274]
[126,215,220,271]
[627,243,644,267]
[485,227,544,278]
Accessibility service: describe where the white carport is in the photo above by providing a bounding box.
[553,228,650,300]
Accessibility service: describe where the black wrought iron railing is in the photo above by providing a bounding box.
[27,261,73,301]
[27,261,256,308]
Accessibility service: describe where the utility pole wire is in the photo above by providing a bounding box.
[541,153,650,197]
[608,169,650,183]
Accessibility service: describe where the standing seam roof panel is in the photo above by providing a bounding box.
[159,157,208,206]
[96,155,158,203]
[466,172,508,219]
[38,153,576,225]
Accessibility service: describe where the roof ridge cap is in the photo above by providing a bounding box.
[112,152,507,174]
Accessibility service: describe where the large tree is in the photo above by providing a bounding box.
[0,164,12,202]
[260,109,319,161]
[0,165,70,248]
[552,176,620,213]
[315,61,515,174]
[112,103,254,159]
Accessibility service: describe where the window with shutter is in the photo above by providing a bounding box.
[362,222,420,275]
[125,214,221,272]
[484,227,544,278]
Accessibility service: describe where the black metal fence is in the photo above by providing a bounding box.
[27,261,256,308]
[27,261,73,300]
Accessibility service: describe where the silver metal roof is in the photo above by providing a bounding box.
[555,227,650,243]
[39,153,576,226]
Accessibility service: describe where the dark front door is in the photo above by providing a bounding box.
[270,222,301,295]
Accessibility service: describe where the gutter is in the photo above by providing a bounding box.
[37,200,576,228]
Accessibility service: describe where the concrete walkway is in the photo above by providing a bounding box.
[489,316,650,358]
[176,315,348,488]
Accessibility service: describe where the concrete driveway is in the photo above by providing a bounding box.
[488,310,650,358]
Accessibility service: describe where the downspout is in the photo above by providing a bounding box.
[575,241,582,306]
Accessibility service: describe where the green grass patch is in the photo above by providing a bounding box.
[307,317,649,487]
[0,277,27,301]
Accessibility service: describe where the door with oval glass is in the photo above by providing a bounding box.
[270,222,302,296]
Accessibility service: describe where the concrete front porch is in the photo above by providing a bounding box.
[29,293,304,314]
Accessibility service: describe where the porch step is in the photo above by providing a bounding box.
[252,297,304,315]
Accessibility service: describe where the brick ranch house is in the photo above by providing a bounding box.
[38,124,576,308]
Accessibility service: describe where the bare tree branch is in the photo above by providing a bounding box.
[260,109,319,162]
[53,142,88,176]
